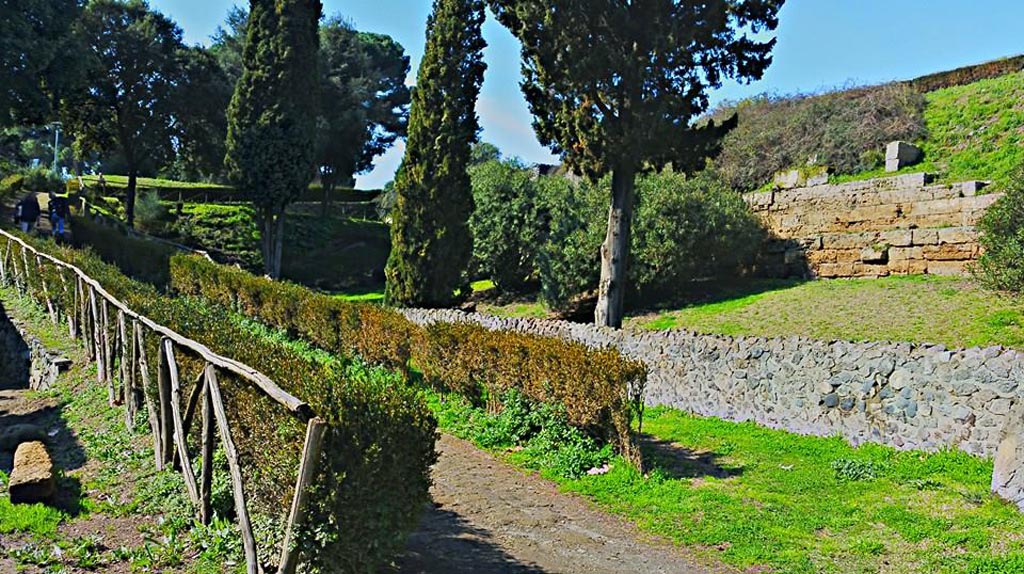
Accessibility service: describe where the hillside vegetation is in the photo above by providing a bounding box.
[712,69,1024,191]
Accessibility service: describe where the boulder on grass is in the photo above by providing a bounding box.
[9,441,55,504]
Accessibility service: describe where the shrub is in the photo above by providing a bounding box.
[21,166,64,193]
[711,83,927,191]
[908,55,1024,93]
[469,159,545,293]
[973,166,1024,293]
[537,170,766,309]
[134,189,169,233]
[6,234,436,573]
[1,173,25,199]
[631,171,765,299]
[69,214,178,288]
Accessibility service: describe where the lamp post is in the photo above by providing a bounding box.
[49,121,63,177]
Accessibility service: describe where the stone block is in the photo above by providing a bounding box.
[889,246,923,262]
[961,181,989,197]
[9,441,55,504]
[993,403,1024,511]
[880,229,913,247]
[911,229,939,246]
[937,227,977,245]
[860,245,888,264]
[922,244,974,261]
[885,141,923,172]
[774,169,801,189]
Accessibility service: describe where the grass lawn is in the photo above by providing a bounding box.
[552,407,1024,574]
[627,275,1024,349]
[80,174,231,190]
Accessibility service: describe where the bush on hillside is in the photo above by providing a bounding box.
[973,166,1024,293]
[711,83,927,191]
[1,173,25,199]
[21,166,64,193]
[6,234,436,573]
[469,159,545,293]
[134,189,169,233]
[535,175,607,309]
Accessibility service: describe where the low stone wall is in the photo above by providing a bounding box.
[403,308,1022,457]
[0,302,70,391]
[747,173,1002,278]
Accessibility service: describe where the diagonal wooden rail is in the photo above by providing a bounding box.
[0,229,325,574]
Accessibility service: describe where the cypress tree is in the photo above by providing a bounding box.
[384,0,486,307]
[225,0,321,278]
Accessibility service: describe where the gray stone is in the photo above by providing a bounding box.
[993,403,1024,511]
[885,141,923,172]
[822,393,840,408]
[889,368,913,390]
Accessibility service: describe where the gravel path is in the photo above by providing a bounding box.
[395,434,729,574]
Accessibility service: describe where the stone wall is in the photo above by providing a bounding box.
[0,302,70,391]
[403,308,1022,457]
[747,173,1002,278]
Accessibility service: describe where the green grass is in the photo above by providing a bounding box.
[0,483,67,536]
[628,275,1024,349]
[544,407,1024,574]
[477,300,549,319]
[80,174,231,190]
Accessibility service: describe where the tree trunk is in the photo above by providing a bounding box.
[595,163,637,329]
[260,208,286,279]
[320,180,333,218]
[272,211,285,279]
[126,170,138,228]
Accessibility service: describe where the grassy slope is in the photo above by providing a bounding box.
[829,71,1024,188]
[560,407,1024,574]
[627,275,1024,349]
[0,288,243,573]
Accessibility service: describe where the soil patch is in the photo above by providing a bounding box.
[395,434,732,574]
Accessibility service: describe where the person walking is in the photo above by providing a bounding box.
[50,189,70,239]
[16,193,40,234]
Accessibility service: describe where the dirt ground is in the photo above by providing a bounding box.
[395,434,732,574]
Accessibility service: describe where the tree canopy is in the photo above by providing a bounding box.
[488,0,784,327]
[225,0,322,277]
[385,0,486,307]
[0,0,81,127]
[63,0,185,226]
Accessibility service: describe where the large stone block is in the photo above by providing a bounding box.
[993,403,1024,511]
[885,141,923,172]
[9,441,56,504]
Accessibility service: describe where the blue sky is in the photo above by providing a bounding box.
[150,0,1024,189]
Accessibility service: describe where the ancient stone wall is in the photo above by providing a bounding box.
[403,308,1022,457]
[0,302,69,391]
[747,173,1002,278]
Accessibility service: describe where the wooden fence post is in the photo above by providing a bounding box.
[278,417,327,574]
[89,286,103,380]
[200,365,214,525]
[157,337,175,467]
[163,339,201,507]
[135,323,163,470]
[206,367,260,574]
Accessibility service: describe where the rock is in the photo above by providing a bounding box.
[885,141,923,172]
[993,403,1024,511]
[9,441,56,504]
[822,393,840,408]
[860,245,888,264]
[0,424,46,451]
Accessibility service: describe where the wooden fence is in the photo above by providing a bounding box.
[0,229,324,574]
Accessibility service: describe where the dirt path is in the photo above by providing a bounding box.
[395,434,729,574]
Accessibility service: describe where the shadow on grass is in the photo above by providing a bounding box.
[630,276,810,316]
[639,434,743,481]
[394,504,547,574]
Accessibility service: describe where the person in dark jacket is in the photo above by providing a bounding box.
[16,193,40,233]
[49,191,70,237]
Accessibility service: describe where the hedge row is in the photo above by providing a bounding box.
[6,233,436,573]
[169,254,647,464]
[68,213,180,288]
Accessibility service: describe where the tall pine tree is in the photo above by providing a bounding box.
[384,0,486,307]
[225,0,321,277]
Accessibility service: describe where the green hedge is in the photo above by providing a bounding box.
[68,214,179,288]
[170,254,647,465]
[5,233,436,573]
